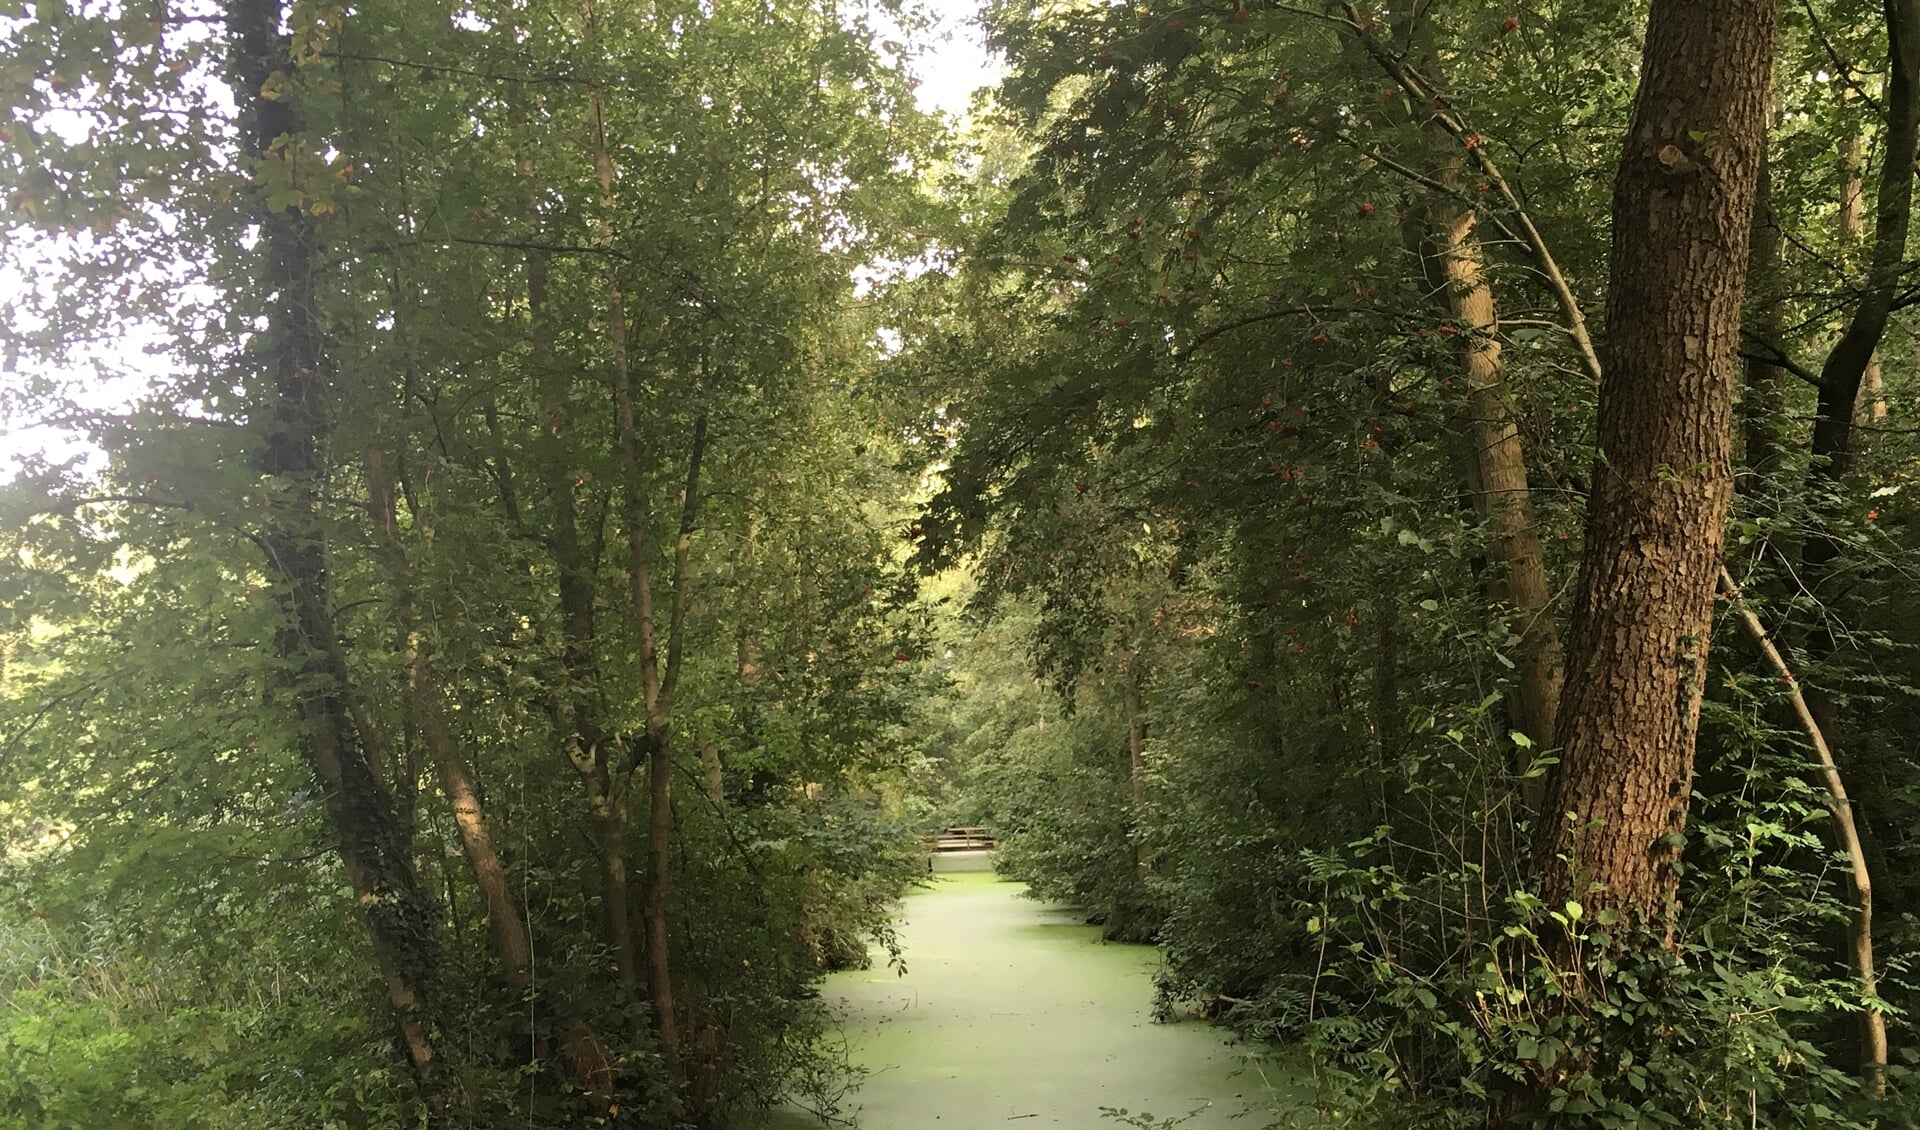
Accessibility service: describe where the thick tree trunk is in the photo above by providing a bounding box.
[1535,0,1776,926]
[226,1,449,1116]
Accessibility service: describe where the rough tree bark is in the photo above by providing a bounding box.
[1534,0,1777,926]
[225,0,449,1116]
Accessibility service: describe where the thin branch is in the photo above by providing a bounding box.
[0,683,104,773]
[1737,342,1824,389]
[1718,568,1888,1093]
[1339,5,1603,383]
[1178,305,1326,359]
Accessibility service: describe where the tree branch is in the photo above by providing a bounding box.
[1718,567,1887,1093]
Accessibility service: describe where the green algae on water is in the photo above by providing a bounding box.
[747,871,1288,1129]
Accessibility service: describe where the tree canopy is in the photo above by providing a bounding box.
[3,0,1920,1127]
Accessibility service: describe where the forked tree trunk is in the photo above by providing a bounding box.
[1535,0,1776,928]
[582,2,698,1070]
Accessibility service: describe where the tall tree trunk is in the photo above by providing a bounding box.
[365,448,535,987]
[1836,133,1888,422]
[1741,157,1793,495]
[1795,0,1919,1090]
[581,4,697,1065]
[1806,0,1919,569]
[1534,0,1776,929]
[1417,196,1563,760]
[628,407,708,1078]
[527,249,640,988]
[226,1,449,1116]
[1374,16,1564,768]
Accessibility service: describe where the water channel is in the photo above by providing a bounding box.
[751,864,1289,1129]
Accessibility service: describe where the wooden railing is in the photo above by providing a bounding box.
[927,826,995,853]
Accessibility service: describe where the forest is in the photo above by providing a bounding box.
[1,0,1917,1125]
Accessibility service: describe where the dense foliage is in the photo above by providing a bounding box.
[3,0,1920,1127]
[0,1,949,1126]
[907,0,1920,1126]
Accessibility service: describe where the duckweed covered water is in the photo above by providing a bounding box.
[749,870,1288,1129]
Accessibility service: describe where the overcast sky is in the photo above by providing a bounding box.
[910,3,1000,118]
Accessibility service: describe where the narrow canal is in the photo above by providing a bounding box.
[753,868,1287,1129]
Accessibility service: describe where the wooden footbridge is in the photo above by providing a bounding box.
[926,826,995,853]
[925,826,994,874]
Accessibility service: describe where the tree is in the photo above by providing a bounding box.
[1535,0,1779,926]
